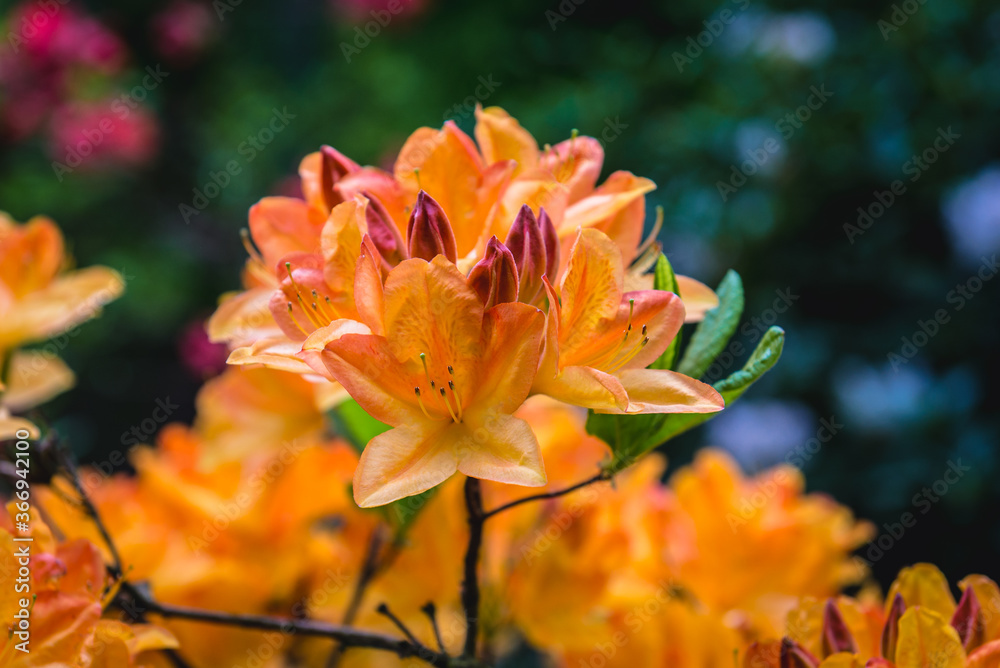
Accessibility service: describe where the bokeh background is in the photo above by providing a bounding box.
[1,0,997,588]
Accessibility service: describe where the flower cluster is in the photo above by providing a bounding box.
[209,107,724,506]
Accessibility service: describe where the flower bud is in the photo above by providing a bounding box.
[952,586,986,652]
[881,593,905,659]
[504,205,559,304]
[779,639,819,668]
[821,600,858,656]
[406,191,457,263]
[321,145,360,210]
[467,236,518,309]
[362,191,406,268]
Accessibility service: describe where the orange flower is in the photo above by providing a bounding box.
[532,227,724,415]
[0,504,177,666]
[301,254,547,507]
[0,213,123,439]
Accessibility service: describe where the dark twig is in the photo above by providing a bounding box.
[461,477,485,659]
[376,603,427,651]
[326,525,387,667]
[421,602,447,654]
[481,470,610,520]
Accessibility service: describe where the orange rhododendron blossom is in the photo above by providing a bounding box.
[747,564,1000,668]
[208,107,719,379]
[301,254,547,507]
[0,504,177,666]
[533,227,724,415]
[0,213,123,439]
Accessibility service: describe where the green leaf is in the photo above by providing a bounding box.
[327,399,390,454]
[676,270,744,380]
[586,326,785,474]
[650,253,681,371]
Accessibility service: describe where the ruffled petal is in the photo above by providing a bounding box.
[532,364,628,412]
[456,414,546,487]
[612,368,725,414]
[353,423,458,507]
[474,106,539,175]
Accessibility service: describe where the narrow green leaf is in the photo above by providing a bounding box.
[676,270,744,380]
[650,253,681,371]
[327,399,390,454]
[587,326,785,474]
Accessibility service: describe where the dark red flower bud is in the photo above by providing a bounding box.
[778,638,819,668]
[321,145,360,210]
[780,638,819,668]
[504,205,558,304]
[821,600,858,656]
[467,236,518,309]
[952,586,986,652]
[881,593,906,659]
[362,191,406,268]
[406,191,457,263]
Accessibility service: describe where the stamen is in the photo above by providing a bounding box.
[313,290,337,322]
[240,228,263,264]
[285,262,324,328]
[419,353,435,389]
[413,168,422,190]
[286,302,311,337]
[608,337,650,373]
[439,387,461,423]
[448,379,463,421]
[414,387,434,419]
[626,299,635,330]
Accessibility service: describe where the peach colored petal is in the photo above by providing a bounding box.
[887,563,957,621]
[320,196,369,298]
[538,135,604,204]
[612,368,725,415]
[0,413,39,440]
[562,171,656,235]
[354,234,386,336]
[298,150,324,210]
[227,336,315,374]
[1,350,74,412]
[301,320,425,426]
[474,106,539,175]
[0,266,124,349]
[0,214,64,297]
[968,640,1000,668]
[473,302,544,415]
[676,274,720,323]
[207,286,283,345]
[456,414,546,487]
[335,166,410,235]
[353,422,458,507]
[532,364,629,412]
[559,228,624,357]
[248,196,325,268]
[960,575,1000,641]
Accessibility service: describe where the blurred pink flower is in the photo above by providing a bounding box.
[330,0,428,23]
[178,319,229,379]
[151,0,217,66]
[48,100,159,171]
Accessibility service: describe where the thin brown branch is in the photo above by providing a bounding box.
[421,602,447,654]
[481,470,611,520]
[461,477,484,659]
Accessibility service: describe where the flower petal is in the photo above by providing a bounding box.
[474,106,539,176]
[612,368,725,414]
[677,274,720,323]
[533,364,629,412]
[559,228,623,358]
[538,135,604,204]
[353,423,458,507]
[248,196,325,268]
[0,266,124,349]
[207,286,283,345]
[456,414,546,487]
[562,171,655,235]
[473,302,544,414]
[301,320,425,426]
[887,563,957,621]
[1,350,74,412]
[894,608,965,668]
[0,414,39,440]
[227,337,316,374]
